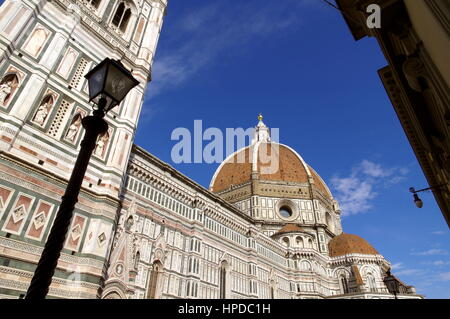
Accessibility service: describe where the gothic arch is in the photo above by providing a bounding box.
[109,0,138,39]
[146,260,163,299]
[307,237,314,249]
[300,260,312,271]
[319,265,327,276]
[32,94,54,126]
[268,269,277,299]
[339,274,350,294]
[295,236,304,248]
[22,26,50,58]
[219,260,229,299]
[366,272,377,292]
[94,130,110,158]
[134,251,140,270]
[103,291,122,299]
[334,267,351,278]
[64,113,83,142]
[102,280,128,299]
[334,268,351,294]
[269,279,276,299]
[360,265,377,276]
[0,73,19,106]
[360,265,379,292]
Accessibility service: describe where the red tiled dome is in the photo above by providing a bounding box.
[210,142,332,200]
[328,233,379,257]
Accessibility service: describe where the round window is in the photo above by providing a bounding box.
[279,206,293,218]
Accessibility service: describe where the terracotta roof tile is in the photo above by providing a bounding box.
[212,143,316,194]
[272,224,305,236]
[328,233,379,257]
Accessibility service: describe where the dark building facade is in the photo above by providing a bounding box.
[336,0,450,226]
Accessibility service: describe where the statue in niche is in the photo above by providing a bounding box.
[0,81,12,105]
[33,96,54,126]
[125,216,134,232]
[94,132,109,157]
[65,114,82,141]
[0,74,19,106]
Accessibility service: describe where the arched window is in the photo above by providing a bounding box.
[220,261,228,299]
[282,237,290,248]
[89,0,101,8]
[134,252,140,270]
[296,236,304,248]
[307,238,313,249]
[340,275,349,294]
[367,273,377,292]
[112,2,132,33]
[186,281,191,297]
[301,261,311,271]
[188,257,193,273]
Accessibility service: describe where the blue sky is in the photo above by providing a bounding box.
[134,0,450,298]
[1,0,440,297]
[1,0,448,300]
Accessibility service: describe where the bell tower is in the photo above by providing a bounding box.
[0,0,167,298]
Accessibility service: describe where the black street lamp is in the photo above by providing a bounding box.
[409,182,449,209]
[25,58,139,299]
[383,269,400,299]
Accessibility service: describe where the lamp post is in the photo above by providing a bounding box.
[409,183,449,209]
[383,269,400,299]
[25,58,139,299]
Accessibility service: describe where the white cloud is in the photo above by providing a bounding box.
[147,0,316,98]
[411,249,448,256]
[395,268,424,277]
[432,231,447,235]
[330,175,376,215]
[421,260,450,266]
[437,272,450,281]
[433,261,449,266]
[330,160,408,216]
[391,262,404,270]
[138,104,162,125]
[360,160,390,178]
[399,167,410,175]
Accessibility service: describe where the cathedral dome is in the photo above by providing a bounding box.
[209,116,333,200]
[328,233,379,257]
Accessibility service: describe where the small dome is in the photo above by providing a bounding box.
[328,233,379,257]
[271,224,306,237]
